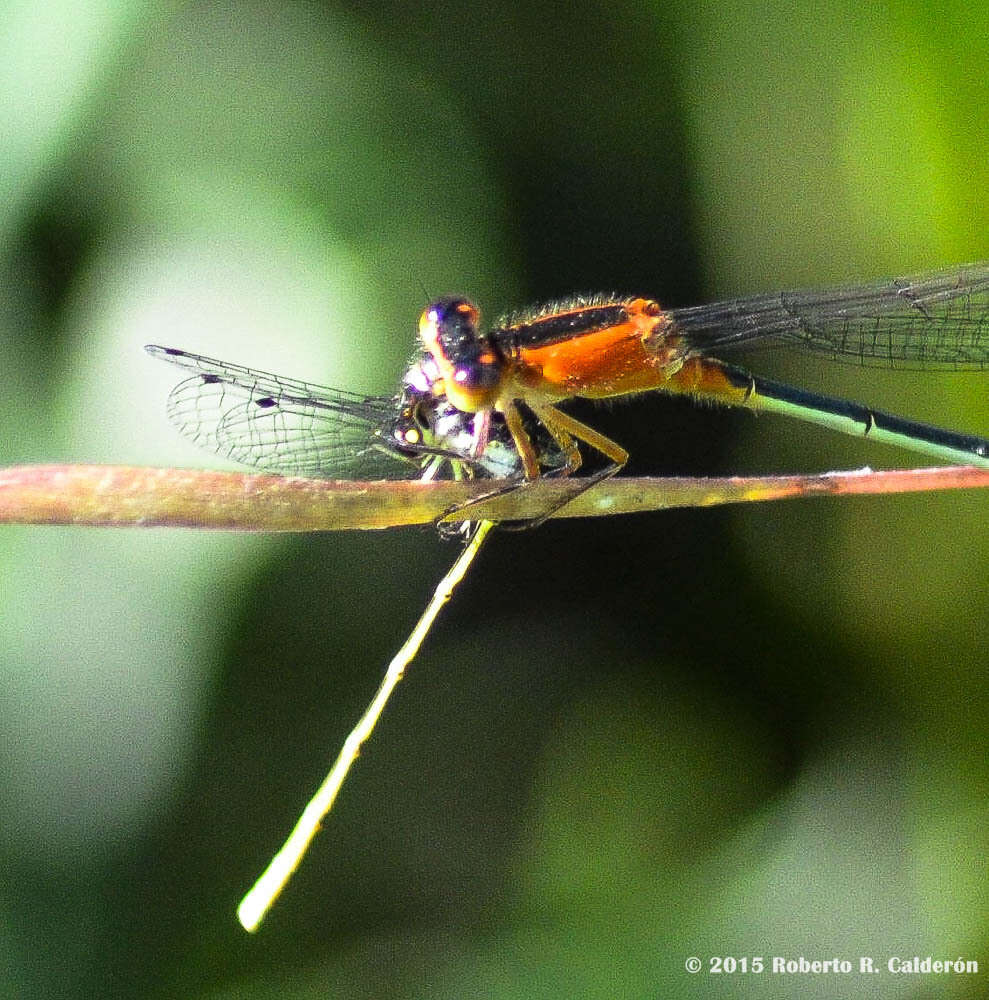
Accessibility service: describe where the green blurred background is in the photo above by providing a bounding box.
[1,1,987,997]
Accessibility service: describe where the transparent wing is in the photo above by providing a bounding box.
[145,345,419,479]
[666,262,989,370]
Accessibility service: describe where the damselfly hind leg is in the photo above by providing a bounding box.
[436,400,629,530]
[493,460,624,531]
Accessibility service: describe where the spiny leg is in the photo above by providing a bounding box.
[501,400,542,479]
[436,399,630,529]
[512,401,628,527]
[485,400,585,530]
[530,401,628,470]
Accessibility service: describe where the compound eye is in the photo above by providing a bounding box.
[390,397,429,452]
[419,297,481,360]
[389,418,423,457]
[417,296,501,410]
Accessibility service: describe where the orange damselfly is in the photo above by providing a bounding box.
[146,261,989,929]
[150,262,989,501]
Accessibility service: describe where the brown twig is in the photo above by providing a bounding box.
[1,463,987,531]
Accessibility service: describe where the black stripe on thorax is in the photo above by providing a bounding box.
[491,303,629,351]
